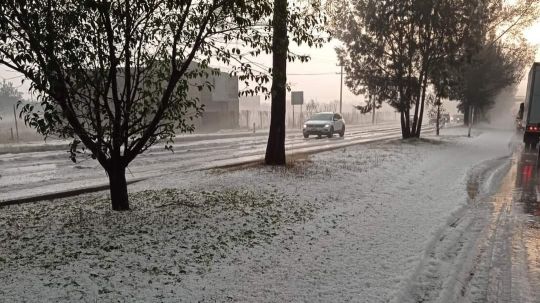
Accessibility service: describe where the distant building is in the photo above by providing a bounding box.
[239,95,261,111]
[57,64,240,133]
[191,70,239,131]
[239,95,271,129]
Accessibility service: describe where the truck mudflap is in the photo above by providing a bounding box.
[523,130,540,150]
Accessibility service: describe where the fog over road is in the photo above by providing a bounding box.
[0,122,420,202]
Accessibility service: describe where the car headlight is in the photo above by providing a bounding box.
[303,124,307,129]
[324,124,331,128]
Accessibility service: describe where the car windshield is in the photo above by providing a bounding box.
[309,113,334,121]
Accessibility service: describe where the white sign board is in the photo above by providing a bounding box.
[291,91,304,105]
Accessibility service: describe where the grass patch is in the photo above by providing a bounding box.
[0,187,316,276]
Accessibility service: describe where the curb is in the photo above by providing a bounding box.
[198,133,408,171]
[201,126,439,170]
[0,178,146,208]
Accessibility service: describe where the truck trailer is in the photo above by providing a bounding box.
[522,62,540,149]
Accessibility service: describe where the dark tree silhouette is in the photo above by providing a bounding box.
[0,0,275,210]
[265,0,288,165]
[0,0,327,209]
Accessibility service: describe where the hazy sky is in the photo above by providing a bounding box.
[516,20,540,97]
[1,17,539,111]
[283,19,540,107]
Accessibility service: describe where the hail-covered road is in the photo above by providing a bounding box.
[0,122,423,203]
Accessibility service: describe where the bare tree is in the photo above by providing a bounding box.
[305,99,320,116]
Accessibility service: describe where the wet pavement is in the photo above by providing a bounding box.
[429,139,540,302]
[511,147,540,301]
[478,141,540,302]
[515,151,540,219]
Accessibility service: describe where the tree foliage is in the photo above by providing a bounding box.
[451,41,533,119]
[447,0,538,122]
[0,0,326,210]
[328,0,538,137]
[329,0,467,138]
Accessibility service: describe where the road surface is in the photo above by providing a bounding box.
[0,122,420,203]
[397,135,540,303]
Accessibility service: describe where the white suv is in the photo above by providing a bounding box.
[303,112,346,138]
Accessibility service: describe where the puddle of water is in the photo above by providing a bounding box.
[515,151,540,219]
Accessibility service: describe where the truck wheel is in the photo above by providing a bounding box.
[339,126,345,137]
[327,127,334,138]
[303,133,309,139]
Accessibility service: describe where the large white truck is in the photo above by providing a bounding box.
[522,62,540,149]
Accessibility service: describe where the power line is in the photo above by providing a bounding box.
[287,72,340,76]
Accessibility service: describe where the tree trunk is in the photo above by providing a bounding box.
[436,103,440,136]
[411,72,424,135]
[405,107,412,138]
[265,0,288,165]
[463,105,470,126]
[107,164,129,211]
[401,111,415,139]
[400,111,407,138]
[468,106,475,138]
[415,74,429,137]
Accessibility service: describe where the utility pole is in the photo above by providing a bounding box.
[436,100,441,136]
[371,95,376,124]
[292,103,295,128]
[300,103,303,126]
[339,64,343,113]
[467,105,475,138]
[373,95,376,124]
[13,105,19,142]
